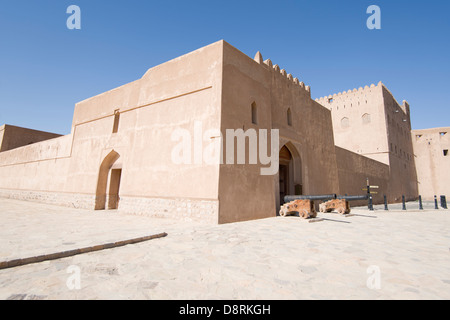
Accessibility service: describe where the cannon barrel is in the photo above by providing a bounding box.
[284,194,337,203]
[337,195,369,201]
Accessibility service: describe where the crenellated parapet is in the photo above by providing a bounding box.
[254,52,311,96]
[315,82,382,107]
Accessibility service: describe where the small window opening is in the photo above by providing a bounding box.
[440,132,447,137]
[341,117,350,129]
[328,98,334,103]
[287,108,292,126]
[251,102,257,125]
[444,150,449,157]
[362,113,371,125]
[112,110,120,133]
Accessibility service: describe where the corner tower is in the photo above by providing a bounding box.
[316,82,418,202]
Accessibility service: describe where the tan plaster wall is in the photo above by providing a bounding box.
[218,43,274,224]
[316,83,390,165]
[316,82,418,202]
[335,146,389,205]
[412,127,450,200]
[0,41,224,223]
[382,86,418,202]
[0,124,62,152]
[67,41,223,203]
[0,134,73,192]
[218,42,340,224]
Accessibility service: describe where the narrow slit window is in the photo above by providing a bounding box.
[287,108,292,126]
[112,110,120,133]
[251,102,257,125]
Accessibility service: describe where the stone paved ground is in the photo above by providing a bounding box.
[0,198,449,300]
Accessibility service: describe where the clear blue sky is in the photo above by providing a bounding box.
[0,0,449,134]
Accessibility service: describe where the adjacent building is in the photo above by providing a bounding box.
[411,127,450,200]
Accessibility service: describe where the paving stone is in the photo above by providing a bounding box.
[1,198,450,299]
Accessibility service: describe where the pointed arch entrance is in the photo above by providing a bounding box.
[95,150,122,210]
[279,146,292,205]
[277,142,303,210]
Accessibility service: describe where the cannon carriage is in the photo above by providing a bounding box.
[319,199,351,215]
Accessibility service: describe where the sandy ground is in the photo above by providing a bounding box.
[0,198,449,300]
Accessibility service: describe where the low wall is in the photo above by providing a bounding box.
[0,188,219,224]
[335,146,390,206]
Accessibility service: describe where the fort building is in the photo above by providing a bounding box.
[0,40,445,223]
[315,83,418,203]
[411,127,450,200]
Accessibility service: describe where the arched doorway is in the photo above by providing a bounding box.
[277,143,303,209]
[95,150,122,210]
[279,146,292,205]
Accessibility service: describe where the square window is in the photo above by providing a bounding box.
[444,150,449,157]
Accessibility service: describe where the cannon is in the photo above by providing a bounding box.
[337,195,368,201]
[284,194,337,203]
[279,199,317,219]
[319,199,351,215]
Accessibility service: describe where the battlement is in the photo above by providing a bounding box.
[253,51,311,96]
[315,82,382,106]
[315,81,410,119]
